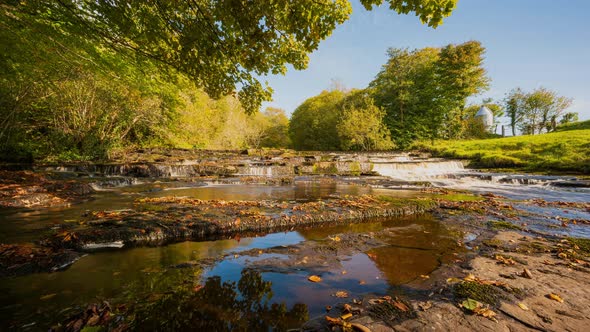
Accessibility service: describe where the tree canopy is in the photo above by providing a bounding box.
[369,41,489,146]
[2,0,457,113]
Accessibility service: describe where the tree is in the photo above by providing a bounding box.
[560,112,579,125]
[436,40,490,138]
[369,41,489,146]
[260,108,291,148]
[504,87,573,135]
[505,88,526,136]
[3,0,457,113]
[369,47,439,147]
[336,90,394,151]
[289,90,345,150]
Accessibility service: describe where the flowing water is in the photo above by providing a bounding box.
[1,153,589,330]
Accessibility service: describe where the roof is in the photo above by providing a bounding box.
[475,106,493,118]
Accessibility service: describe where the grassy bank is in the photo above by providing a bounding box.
[413,123,590,174]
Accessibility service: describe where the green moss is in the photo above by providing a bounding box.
[138,204,168,212]
[568,237,590,255]
[488,220,522,231]
[312,162,338,174]
[349,161,362,176]
[453,281,502,305]
[368,298,417,324]
[439,193,484,202]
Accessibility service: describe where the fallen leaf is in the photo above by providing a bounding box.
[341,313,353,320]
[334,290,348,298]
[473,307,498,322]
[517,302,529,311]
[461,298,480,311]
[419,301,433,311]
[40,293,57,300]
[420,274,430,279]
[547,293,564,303]
[308,275,322,282]
[521,268,533,279]
[393,301,409,312]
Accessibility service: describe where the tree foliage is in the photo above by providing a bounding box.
[337,90,394,151]
[369,41,489,146]
[504,87,573,135]
[289,90,345,150]
[3,0,457,113]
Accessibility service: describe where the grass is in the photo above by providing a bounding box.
[413,124,590,174]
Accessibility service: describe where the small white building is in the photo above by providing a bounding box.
[475,106,494,132]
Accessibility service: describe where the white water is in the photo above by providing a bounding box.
[372,158,590,203]
[372,160,465,181]
[239,166,275,177]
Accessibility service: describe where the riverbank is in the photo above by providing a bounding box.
[413,127,590,174]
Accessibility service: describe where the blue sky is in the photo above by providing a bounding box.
[261,0,590,122]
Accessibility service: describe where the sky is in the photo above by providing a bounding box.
[261,0,590,122]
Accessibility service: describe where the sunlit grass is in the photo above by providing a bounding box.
[413,126,590,174]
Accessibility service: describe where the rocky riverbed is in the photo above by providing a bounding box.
[1,150,589,331]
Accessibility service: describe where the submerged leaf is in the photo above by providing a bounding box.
[308,275,322,282]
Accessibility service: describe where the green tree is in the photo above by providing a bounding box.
[436,40,490,138]
[560,112,579,124]
[336,90,394,151]
[507,87,573,135]
[289,90,345,150]
[260,108,291,148]
[369,41,488,146]
[3,0,457,113]
[369,47,439,147]
[505,88,526,136]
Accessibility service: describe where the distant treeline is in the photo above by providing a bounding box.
[288,41,577,151]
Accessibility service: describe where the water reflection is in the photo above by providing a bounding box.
[133,269,308,331]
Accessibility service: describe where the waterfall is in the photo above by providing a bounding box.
[372,160,465,180]
[240,166,275,177]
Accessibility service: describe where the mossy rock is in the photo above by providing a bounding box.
[568,237,590,255]
[368,298,417,325]
[453,281,502,305]
[488,220,522,231]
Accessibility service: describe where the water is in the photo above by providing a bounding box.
[1,154,589,330]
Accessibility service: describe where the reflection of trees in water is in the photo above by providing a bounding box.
[134,269,308,331]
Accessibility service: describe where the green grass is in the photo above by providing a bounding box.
[555,119,590,132]
[413,127,590,174]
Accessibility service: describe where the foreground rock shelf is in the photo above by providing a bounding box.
[0,195,437,277]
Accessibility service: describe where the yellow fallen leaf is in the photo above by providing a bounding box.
[341,313,353,320]
[547,293,564,303]
[517,302,529,311]
[334,290,348,298]
[473,307,498,322]
[308,275,322,282]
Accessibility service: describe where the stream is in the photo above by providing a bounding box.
[1,153,589,330]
